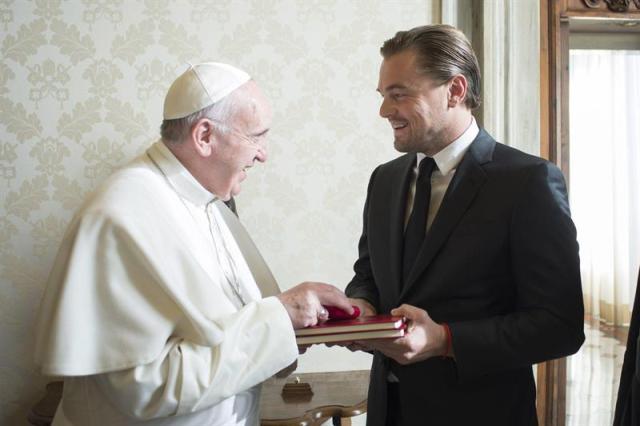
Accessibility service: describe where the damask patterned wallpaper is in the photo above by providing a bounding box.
[0,0,430,423]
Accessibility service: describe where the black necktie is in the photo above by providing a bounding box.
[402,157,436,285]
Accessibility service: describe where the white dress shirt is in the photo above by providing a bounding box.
[35,141,298,426]
[387,117,479,384]
[405,117,480,229]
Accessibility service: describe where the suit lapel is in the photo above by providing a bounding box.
[389,155,415,304]
[401,131,495,296]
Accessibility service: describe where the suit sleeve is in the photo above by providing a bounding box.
[450,162,585,380]
[345,166,381,311]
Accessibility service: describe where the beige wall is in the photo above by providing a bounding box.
[0,1,431,423]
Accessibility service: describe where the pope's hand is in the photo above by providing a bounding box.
[276,282,353,329]
[351,304,451,364]
[348,297,377,317]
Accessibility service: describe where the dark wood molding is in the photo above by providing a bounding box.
[582,0,601,7]
[536,359,568,425]
[470,0,484,128]
[570,0,640,15]
[540,0,551,161]
[540,0,569,168]
[583,0,637,13]
[540,0,640,424]
[605,0,632,12]
[539,2,570,421]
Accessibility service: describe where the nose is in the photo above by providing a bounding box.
[255,144,268,163]
[379,96,394,119]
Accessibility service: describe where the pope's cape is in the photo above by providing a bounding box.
[34,142,296,378]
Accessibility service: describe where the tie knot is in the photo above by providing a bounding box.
[418,157,436,179]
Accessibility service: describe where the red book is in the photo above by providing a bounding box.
[324,305,361,320]
[295,315,407,345]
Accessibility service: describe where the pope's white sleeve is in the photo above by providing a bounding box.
[92,296,298,420]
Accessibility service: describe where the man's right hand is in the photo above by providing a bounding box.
[276,282,353,329]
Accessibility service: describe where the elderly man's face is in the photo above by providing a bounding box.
[213,82,272,200]
[377,49,451,156]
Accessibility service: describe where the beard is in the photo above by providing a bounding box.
[393,126,445,155]
[394,137,420,153]
[393,129,429,153]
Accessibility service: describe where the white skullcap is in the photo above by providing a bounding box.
[163,62,251,120]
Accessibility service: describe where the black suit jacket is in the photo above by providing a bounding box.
[613,268,640,426]
[345,130,585,426]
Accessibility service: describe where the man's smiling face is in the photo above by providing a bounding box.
[377,49,451,156]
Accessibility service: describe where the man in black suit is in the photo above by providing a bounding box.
[613,267,640,426]
[344,24,585,425]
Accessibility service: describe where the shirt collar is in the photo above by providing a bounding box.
[147,140,216,207]
[416,116,479,175]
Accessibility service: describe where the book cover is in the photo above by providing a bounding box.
[295,315,406,337]
[295,325,406,345]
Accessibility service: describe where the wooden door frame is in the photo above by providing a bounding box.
[539,0,640,424]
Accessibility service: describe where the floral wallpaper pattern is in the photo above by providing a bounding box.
[0,0,429,423]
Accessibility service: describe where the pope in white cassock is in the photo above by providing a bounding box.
[34,62,354,426]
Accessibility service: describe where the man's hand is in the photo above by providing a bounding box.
[350,304,450,364]
[276,282,353,329]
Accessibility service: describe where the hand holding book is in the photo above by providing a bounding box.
[276,282,355,329]
[344,304,453,364]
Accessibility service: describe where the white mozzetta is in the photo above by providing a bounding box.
[35,141,298,425]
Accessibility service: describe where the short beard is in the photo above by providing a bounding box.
[393,132,446,156]
[393,136,425,154]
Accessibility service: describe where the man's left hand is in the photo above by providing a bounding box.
[353,304,450,365]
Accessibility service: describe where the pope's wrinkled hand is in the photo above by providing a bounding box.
[348,297,377,317]
[351,304,451,364]
[276,282,353,329]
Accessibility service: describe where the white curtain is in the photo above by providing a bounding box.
[569,50,640,327]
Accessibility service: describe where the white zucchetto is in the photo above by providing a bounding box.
[163,62,251,120]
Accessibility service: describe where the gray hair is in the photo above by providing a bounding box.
[160,91,239,143]
[380,24,481,110]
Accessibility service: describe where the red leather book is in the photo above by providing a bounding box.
[324,305,361,320]
[295,325,406,345]
[295,315,407,345]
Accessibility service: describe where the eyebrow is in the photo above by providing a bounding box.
[376,84,409,94]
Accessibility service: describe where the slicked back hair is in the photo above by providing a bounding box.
[380,24,481,110]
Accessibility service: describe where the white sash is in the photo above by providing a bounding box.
[214,200,281,297]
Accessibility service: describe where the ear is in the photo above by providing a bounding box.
[191,118,215,157]
[447,74,468,108]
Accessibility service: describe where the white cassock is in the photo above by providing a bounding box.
[34,141,298,426]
